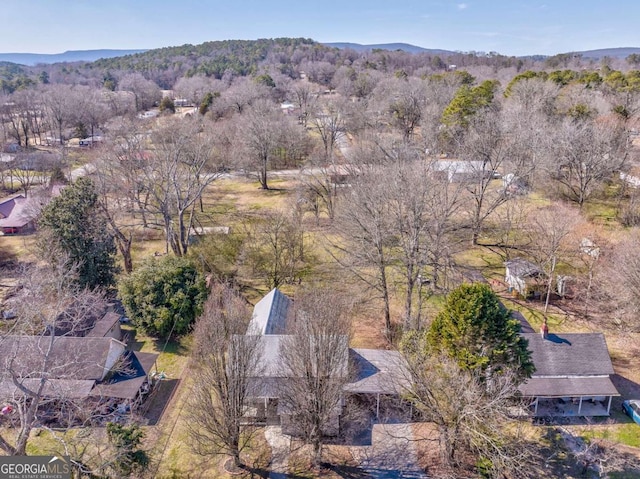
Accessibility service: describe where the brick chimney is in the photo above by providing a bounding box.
[541,318,549,339]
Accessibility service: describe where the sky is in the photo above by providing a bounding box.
[1,0,639,57]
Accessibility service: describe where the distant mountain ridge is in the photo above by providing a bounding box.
[323,42,455,55]
[570,47,640,59]
[1,43,640,67]
[0,49,148,66]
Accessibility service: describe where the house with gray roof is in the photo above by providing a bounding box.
[519,327,619,417]
[243,290,409,431]
[432,159,491,183]
[0,334,158,419]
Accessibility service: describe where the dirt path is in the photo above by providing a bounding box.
[350,423,428,478]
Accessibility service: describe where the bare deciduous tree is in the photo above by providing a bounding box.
[117,73,161,111]
[599,230,640,331]
[401,334,536,477]
[239,98,304,189]
[526,203,581,312]
[142,117,221,256]
[547,117,628,206]
[243,207,307,288]
[456,107,514,245]
[0,259,106,456]
[278,288,352,467]
[94,119,149,273]
[331,165,394,335]
[186,283,262,468]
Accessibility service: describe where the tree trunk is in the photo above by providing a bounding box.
[404,272,415,331]
[380,263,392,337]
[312,439,322,468]
[544,256,556,314]
[260,155,269,190]
[114,231,133,274]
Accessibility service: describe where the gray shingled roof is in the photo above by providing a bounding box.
[0,336,125,381]
[505,258,542,278]
[519,376,619,398]
[0,378,96,399]
[87,312,121,338]
[344,349,410,395]
[522,333,615,376]
[247,288,291,335]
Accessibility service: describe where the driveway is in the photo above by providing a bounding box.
[264,426,290,479]
[350,423,428,478]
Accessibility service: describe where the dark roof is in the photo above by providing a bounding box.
[505,258,542,278]
[0,195,24,218]
[0,336,125,381]
[0,378,96,399]
[90,351,158,400]
[519,376,620,398]
[522,333,615,377]
[87,312,121,337]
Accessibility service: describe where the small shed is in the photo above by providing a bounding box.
[505,258,544,299]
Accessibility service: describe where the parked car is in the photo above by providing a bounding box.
[622,399,640,424]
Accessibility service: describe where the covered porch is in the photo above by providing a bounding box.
[520,376,619,417]
[529,396,613,417]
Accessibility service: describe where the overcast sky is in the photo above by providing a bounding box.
[1,0,638,56]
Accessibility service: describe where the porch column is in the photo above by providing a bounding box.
[376,393,380,419]
[607,396,612,415]
[534,397,539,416]
[578,397,583,415]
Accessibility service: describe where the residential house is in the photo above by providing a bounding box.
[432,160,491,183]
[519,324,619,417]
[0,195,34,234]
[0,185,64,235]
[243,289,409,434]
[0,336,157,414]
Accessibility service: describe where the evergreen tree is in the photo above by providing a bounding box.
[38,177,118,289]
[427,283,534,378]
[118,255,207,338]
[106,423,149,477]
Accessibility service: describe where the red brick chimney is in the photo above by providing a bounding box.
[541,318,549,339]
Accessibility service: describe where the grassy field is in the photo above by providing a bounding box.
[2,167,640,476]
